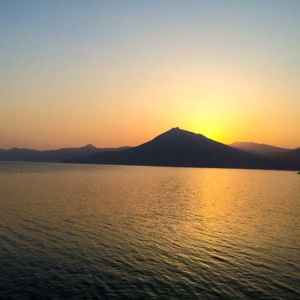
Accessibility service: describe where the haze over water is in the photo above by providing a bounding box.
[1,163,299,299]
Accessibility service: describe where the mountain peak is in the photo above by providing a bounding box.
[162,127,207,139]
[82,144,96,149]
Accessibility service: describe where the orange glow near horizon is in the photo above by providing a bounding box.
[1,2,300,150]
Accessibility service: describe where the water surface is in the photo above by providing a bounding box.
[0,163,299,299]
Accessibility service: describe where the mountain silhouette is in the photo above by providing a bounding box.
[66,127,293,170]
[270,148,300,170]
[229,142,290,156]
[0,145,130,162]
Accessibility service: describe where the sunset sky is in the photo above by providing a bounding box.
[1,1,300,150]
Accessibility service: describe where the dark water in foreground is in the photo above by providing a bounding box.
[0,163,299,299]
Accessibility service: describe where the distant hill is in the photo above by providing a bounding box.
[270,148,300,170]
[0,145,130,162]
[66,127,293,170]
[229,142,290,156]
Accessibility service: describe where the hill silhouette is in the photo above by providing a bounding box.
[0,145,130,162]
[229,142,290,156]
[66,127,293,170]
[270,148,300,170]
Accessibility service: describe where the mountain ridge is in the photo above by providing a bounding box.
[1,128,298,170]
[0,145,130,163]
[229,141,291,156]
[270,148,300,170]
[66,127,295,170]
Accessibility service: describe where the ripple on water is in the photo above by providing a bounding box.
[0,164,299,299]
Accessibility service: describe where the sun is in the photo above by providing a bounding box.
[190,117,224,143]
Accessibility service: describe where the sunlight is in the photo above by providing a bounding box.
[192,117,224,143]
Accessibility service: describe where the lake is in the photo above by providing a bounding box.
[0,163,299,299]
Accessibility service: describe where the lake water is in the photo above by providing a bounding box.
[0,163,299,299]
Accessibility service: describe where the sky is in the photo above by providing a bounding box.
[1,0,300,150]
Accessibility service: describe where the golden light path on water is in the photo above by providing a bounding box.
[0,163,299,298]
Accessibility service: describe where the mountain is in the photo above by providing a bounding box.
[0,145,130,163]
[66,127,292,170]
[270,148,300,170]
[229,142,290,156]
